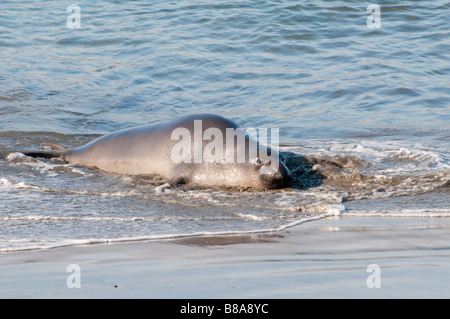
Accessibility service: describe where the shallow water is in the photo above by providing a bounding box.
[0,0,449,251]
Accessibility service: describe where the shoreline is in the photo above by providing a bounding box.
[1,216,450,298]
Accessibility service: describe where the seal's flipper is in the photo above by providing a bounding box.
[154,182,172,194]
[22,151,64,160]
[21,142,68,159]
[155,175,186,195]
[167,175,187,186]
[166,163,193,186]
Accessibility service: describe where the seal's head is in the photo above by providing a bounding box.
[257,154,291,189]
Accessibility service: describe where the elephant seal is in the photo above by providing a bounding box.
[31,114,291,189]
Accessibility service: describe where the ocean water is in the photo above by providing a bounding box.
[0,0,449,251]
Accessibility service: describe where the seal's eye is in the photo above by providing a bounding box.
[253,158,263,165]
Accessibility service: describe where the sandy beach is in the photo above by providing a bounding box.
[1,215,450,299]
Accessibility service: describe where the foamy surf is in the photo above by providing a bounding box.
[0,177,42,191]
[345,209,450,218]
[6,152,92,177]
[285,140,449,200]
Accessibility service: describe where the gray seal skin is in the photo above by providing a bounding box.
[64,114,291,189]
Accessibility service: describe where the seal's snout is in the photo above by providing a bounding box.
[259,160,291,189]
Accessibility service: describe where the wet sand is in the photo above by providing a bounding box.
[1,216,450,299]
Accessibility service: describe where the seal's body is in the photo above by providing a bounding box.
[60,114,290,189]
